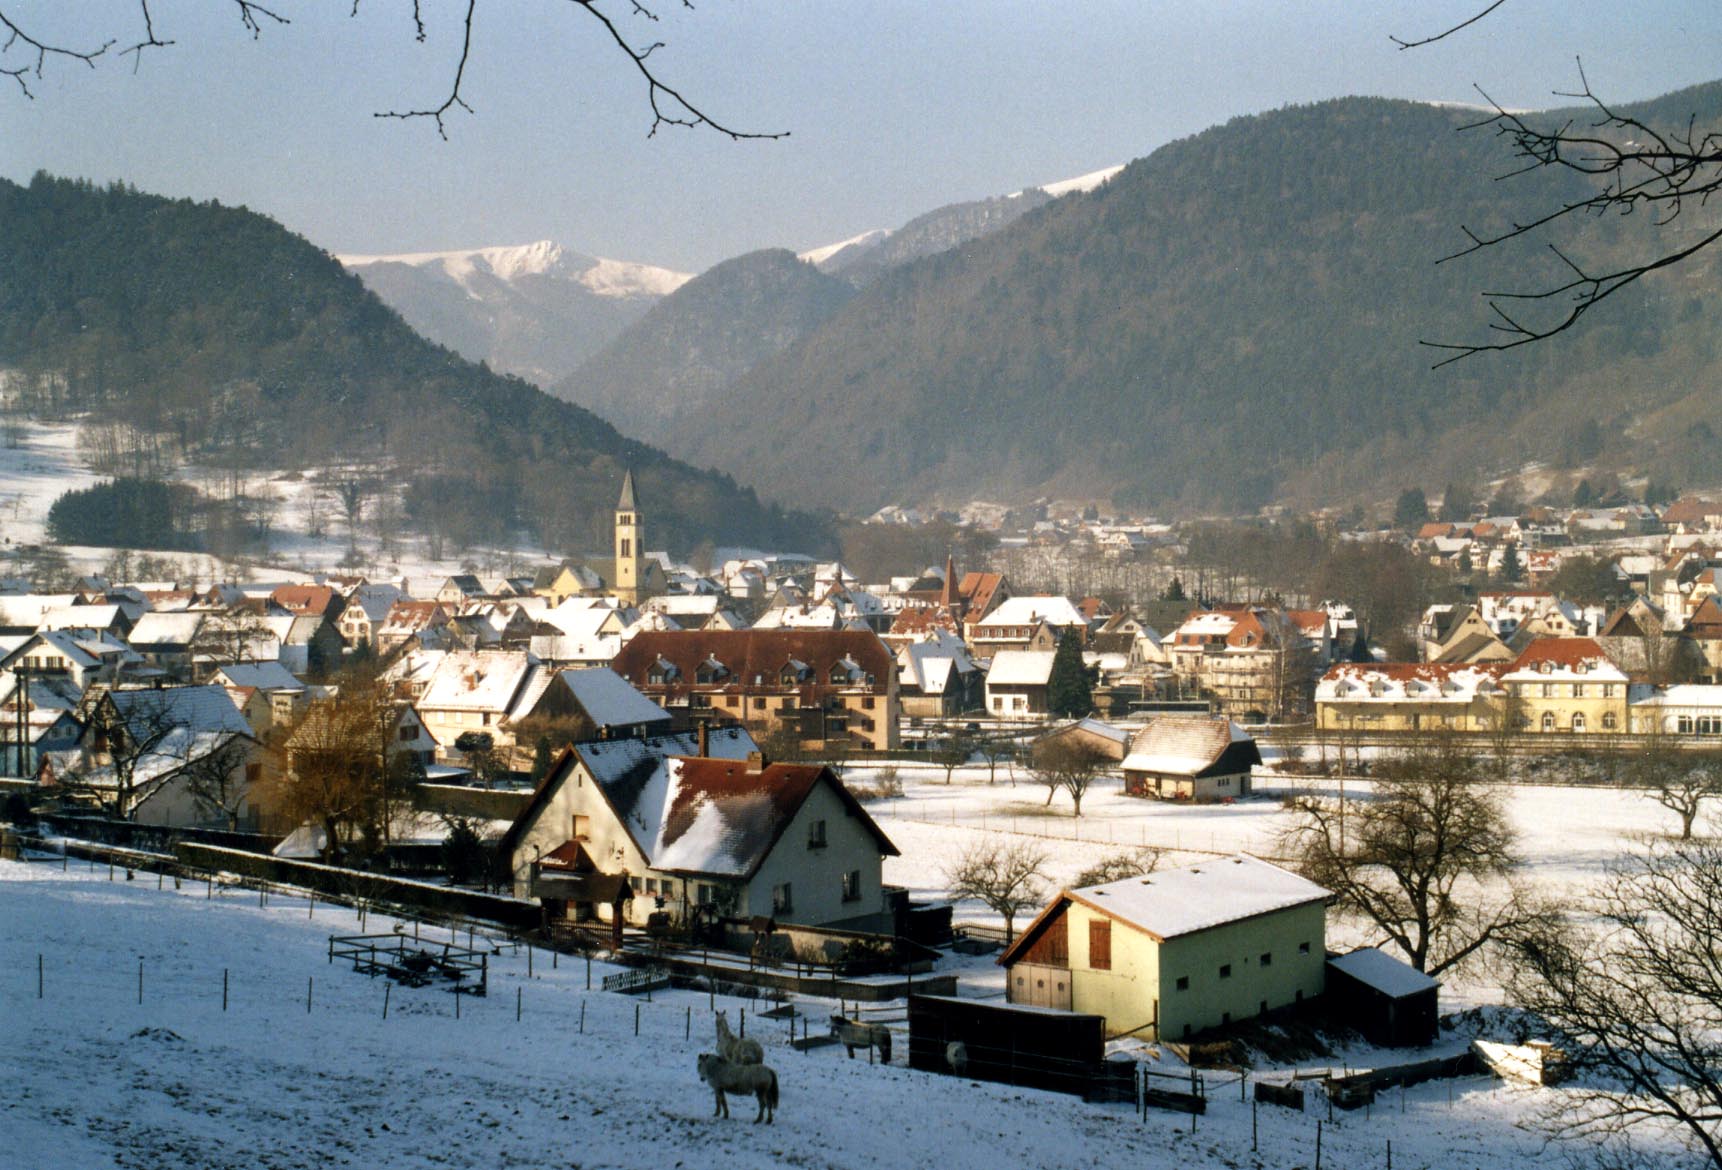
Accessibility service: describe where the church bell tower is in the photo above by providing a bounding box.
[614,469,643,606]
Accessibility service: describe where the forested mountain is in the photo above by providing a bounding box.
[554,249,856,446]
[655,89,1722,513]
[0,174,830,555]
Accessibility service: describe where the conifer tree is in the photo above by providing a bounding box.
[1047,631,1092,718]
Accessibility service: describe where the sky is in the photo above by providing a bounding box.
[4,1,1722,273]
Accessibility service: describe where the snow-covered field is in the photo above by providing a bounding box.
[2,757,1699,1170]
[0,854,1622,1170]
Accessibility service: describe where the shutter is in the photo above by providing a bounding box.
[1089,918,1112,971]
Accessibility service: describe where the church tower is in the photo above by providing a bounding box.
[614,469,644,605]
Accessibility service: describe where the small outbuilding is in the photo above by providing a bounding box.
[1034,717,1131,763]
[1324,947,1440,1048]
[1120,715,1260,801]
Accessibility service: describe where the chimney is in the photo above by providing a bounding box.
[697,721,709,757]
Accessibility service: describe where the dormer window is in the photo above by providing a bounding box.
[695,655,726,685]
[646,656,678,685]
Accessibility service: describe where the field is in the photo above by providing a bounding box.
[0,762,1699,1169]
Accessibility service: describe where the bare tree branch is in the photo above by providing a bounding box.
[0,10,114,98]
[1390,0,1510,51]
[1424,63,1722,365]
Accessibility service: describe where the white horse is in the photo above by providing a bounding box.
[697,1053,778,1123]
[945,1041,968,1076]
[714,1009,764,1065]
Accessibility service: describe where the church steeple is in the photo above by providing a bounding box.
[615,470,644,605]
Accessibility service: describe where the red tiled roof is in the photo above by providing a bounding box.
[1508,636,1614,671]
[271,584,339,616]
[612,629,894,688]
[1321,661,1508,684]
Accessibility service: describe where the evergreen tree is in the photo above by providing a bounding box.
[1394,487,1430,532]
[1572,478,1597,506]
[1162,575,1187,602]
[529,735,554,786]
[1047,631,1092,718]
[1499,541,1524,582]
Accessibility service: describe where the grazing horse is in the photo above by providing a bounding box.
[714,1009,764,1065]
[828,1014,892,1063]
[697,1053,778,1123]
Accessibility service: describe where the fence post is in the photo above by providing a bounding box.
[222,968,228,1012]
[685,1005,690,1040]
[586,952,591,990]
[38,953,43,1000]
[1386,1138,1392,1170]
[580,1000,585,1034]
[383,984,391,1020]
[516,986,522,1022]
[307,976,313,1014]
[1252,1099,1257,1151]
[740,1007,745,1038]
[528,945,533,979]
[1315,1120,1323,1170]
[634,1003,639,1036]
[455,987,461,1019]
[137,960,142,1005]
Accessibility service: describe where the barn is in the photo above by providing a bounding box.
[1120,715,1260,802]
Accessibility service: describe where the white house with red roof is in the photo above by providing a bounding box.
[1501,637,1631,734]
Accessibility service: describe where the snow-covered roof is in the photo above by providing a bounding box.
[986,649,1056,687]
[1068,854,1328,942]
[557,668,671,730]
[1120,715,1256,777]
[418,651,536,713]
[1317,662,1506,702]
[975,595,1087,630]
[127,611,204,647]
[209,662,303,692]
[1327,947,1439,997]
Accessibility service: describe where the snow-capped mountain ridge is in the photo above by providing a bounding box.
[338,240,692,299]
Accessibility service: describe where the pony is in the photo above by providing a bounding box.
[945,1041,968,1076]
[697,1053,778,1123]
[828,1014,892,1063]
[714,1009,764,1065]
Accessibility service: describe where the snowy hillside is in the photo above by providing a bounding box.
[0,852,1641,1170]
[337,243,692,387]
[338,240,692,300]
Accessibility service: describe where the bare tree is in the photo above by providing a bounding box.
[1507,838,1722,1168]
[944,840,1050,945]
[186,609,276,680]
[934,731,976,785]
[1280,732,1541,974]
[976,735,1015,786]
[77,690,182,820]
[181,735,261,832]
[1027,737,1110,817]
[1390,8,1722,364]
[1073,846,1164,889]
[1635,744,1722,841]
[0,2,785,141]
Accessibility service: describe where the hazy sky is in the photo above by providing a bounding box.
[4,1,1721,272]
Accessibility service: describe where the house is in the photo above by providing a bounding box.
[71,685,262,828]
[1168,606,1321,721]
[997,854,1329,1040]
[1315,662,1508,733]
[125,611,206,678]
[1629,685,1722,737]
[1419,604,1512,664]
[1120,716,1260,801]
[551,668,673,739]
[610,629,900,751]
[895,632,983,718]
[377,600,453,653]
[335,583,403,649]
[968,595,1089,658]
[984,649,1057,719]
[500,726,899,932]
[1501,637,1631,734]
[411,650,542,757]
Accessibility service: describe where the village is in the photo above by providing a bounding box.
[3,457,1722,1167]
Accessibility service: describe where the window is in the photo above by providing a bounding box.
[1603,684,1617,698]
[725,696,739,708]
[841,870,861,902]
[808,819,827,849]
[1218,776,1231,788]
[1089,919,1112,971]
[1175,976,1189,991]
[697,883,715,906]
[619,538,632,557]
[398,724,416,741]
[1298,941,1311,956]
[780,698,795,711]
[1219,963,1232,979]
[1541,712,1556,732]
[772,883,793,914]
[1602,712,1617,730]
[1259,952,1272,967]
[1571,713,1587,733]
[572,815,590,840]
[862,697,875,710]
[1540,683,1554,698]
[753,698,766,710]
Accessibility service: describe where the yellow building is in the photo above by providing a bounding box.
[614,469,644,607]
[998,854,1329,1041]
[1501,637,1630,734]
[1314,663,1508,733]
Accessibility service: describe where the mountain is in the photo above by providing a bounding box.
[801,166,1124,284]
[652,89,1722,513]
[339,241,691,387]
[0,173,830,555]
[553,249,857,446]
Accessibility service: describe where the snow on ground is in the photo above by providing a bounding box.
[0,421,102,548]
[0,855,1634,1170]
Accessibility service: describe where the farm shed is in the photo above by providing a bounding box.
[1324,947,1439,1048]
[907,994,1105,1097]
[998,854,1328,1041]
